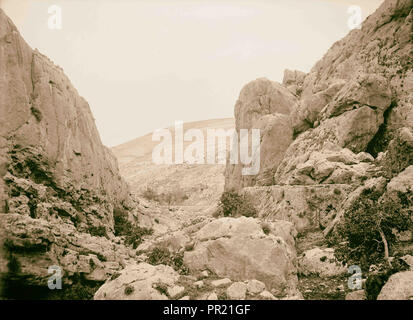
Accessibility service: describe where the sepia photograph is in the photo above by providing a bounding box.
[0,0,412,308]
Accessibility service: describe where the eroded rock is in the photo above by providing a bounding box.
[94,263,180,300]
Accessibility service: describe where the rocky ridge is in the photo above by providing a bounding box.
[0,0,412,301]
[0,8,140,298]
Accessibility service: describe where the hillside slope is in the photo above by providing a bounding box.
[113,118,234,206]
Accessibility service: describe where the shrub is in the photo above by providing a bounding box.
[147,246,189,275]
[87,225,107,238]
[332,189,411,270]
[113,207,153,249]
[217,190,257,218]
[60,282,101,300]
[113,207,131,236]
[261,222,271,235]
[124,226,153,249]
[124,285,134,296]
[30,107,42,121]
[142,187,160,202]
[141,187,188,205]
[154,283,169,297]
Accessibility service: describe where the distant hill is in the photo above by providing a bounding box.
[112,118,235,206]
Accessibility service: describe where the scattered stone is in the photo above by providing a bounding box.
[94,263,179,300]
[207,292,218,300]
[259,291,276,300]
[211,278,232,288]
[345,290,366,300]
[226,282,247,300]
[167,285,185,299]
[298,247,346,277]
[194,281,204,289]
[246,279,266,295]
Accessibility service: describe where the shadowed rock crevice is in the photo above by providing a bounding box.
[366,100,397,158]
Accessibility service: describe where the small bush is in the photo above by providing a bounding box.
[7,254,21,274]
[113,207,153,249]
[124,285,134,296]
[113,207,131,236]
[154,283,169,297]
[30,107,42,121]
[147,246,171,266]
[147,246,189,275]
[124,226,153,249]
[87,225,107,238]
[62,282,101,300]
[332,189,411,270]
[142,187,160,202]
[141,187,188,205]
[261,222,271,235]
[217,190,257,218]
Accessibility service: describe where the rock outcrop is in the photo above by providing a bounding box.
[225,0,412,234]
[224,78,296,189]
[298,247,346,277]
[0,8,136,298]
[183,217,300,297]
[223,0,412,300]
[94,263,180,300]
[377,271,413,300]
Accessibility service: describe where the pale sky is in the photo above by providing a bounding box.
[1,0,383,147]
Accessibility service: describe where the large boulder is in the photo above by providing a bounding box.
[377,271,413,300]
[386,165,413,195]
[291,80,345,134]
[243,184,352,232]
[184,217,299,297]
[94,263,180,300]
[225,113,293,189]
[321,74,392,119]
[234,78,296,129]
[275,106,384,185]
[1,214,131,289]
[378,127,413,178]
[225,78,297,190]
[298,247,346,277]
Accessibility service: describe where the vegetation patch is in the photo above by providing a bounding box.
[113,207,153,249]
[154,282,169,297]
[124,285,134,296]
[87,225,108,238]
[147,246,189,275]
[331,189,411,270]
[215,190,257,218]
[142,187,188,205]
[30,106,42,122]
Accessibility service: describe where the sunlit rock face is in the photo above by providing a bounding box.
[0,8,136,298]
[226,0,412,191]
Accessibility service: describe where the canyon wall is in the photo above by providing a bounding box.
[0,8,137,298]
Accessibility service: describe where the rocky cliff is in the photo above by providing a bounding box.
[225,0,412,231]
[0,8,138,298]
[221,0,413,299]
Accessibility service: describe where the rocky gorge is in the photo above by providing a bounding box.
[1,0,413,301]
